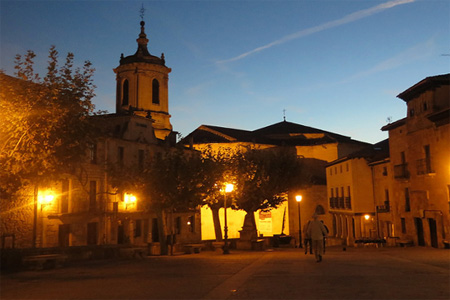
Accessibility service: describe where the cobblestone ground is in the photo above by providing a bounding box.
[1,246,449,299]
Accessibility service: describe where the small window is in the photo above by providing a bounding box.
[401,218,406,234]
[152,79,160,105]
[423,102,428,111]
[409,108,415,117]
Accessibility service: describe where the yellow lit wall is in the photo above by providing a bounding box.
[200,201,289,240]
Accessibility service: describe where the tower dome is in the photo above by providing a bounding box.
[114,20,172,140]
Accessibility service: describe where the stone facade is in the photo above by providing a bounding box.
[326,74,450,248]
[382,74,450,248]
[181,122,369,244]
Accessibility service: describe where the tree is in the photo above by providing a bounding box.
[143,148,212,255]
[197,147,234,241]
[0,46,97,194]
[232,147,308,239]
[0,47,97,246]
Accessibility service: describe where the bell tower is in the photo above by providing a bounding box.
[114,19,172,140]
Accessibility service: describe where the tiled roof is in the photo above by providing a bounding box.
[397,73,450,102]
[180,121,369,147]
[327,139,389,166]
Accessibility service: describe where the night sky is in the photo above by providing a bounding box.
[1,0,449,143]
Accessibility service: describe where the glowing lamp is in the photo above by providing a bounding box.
[296,195,302,202]
[124,193,137,205]
[225,184,234,193]
[364,214,370,220]
[38,192,55,205]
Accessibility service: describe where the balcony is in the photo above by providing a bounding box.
[416,158,434,175]
[329,197,337,209]
[345,197,352,209]
[394,163,409,179]
[377,201,390,213]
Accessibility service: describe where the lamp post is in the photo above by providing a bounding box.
[223,183,234,254]
[296,195,303,248]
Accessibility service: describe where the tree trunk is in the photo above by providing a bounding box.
[33,184,38,248]
[211,206,223,241]
[156,208,168,255]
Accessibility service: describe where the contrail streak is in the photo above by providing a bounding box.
[216,0,415,64]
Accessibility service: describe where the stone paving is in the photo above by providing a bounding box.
[1,246,449,299]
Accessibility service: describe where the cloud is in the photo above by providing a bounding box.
[343,37,436,82]
[216,0,415,64]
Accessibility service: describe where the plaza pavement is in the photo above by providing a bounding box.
[1,246,449,299]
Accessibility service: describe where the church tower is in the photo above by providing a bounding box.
[114,20,172,140]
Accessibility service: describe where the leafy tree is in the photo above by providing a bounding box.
[232,147,308,239]
[197,147,234,241]
[0,46,97,194]
[0,47,97,246]
[144,148,219,254]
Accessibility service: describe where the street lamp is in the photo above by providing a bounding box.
[223,183,234,254]
[296,195,303,248]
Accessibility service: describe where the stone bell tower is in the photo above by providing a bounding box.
[114,20,172,140]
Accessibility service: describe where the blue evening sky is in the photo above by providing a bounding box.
[1,0,449,143]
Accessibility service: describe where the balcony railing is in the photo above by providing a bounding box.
[394,163,409,179]
[416,158,434,175]
[345,197,352,209]
[329,197,351,209]
[377,201,390,213]
[329,197,337,209]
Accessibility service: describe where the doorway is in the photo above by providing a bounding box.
[87,222,98,245]
[118,223,125,244]
[414,218,425,246]
[428,218,438,248]
[58,224,70,247]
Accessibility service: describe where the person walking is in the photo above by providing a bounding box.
[303,220,312,254]
[307,213,328,262]
[321,220,329,254]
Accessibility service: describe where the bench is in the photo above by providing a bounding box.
[397,239,414,247]
[251,239,265,251]
[119,247,146,259]
[355,238,386,248]
[131,247,146,258]
[22,254,68,270]
[443,240,449,249]
[183,244,204,254]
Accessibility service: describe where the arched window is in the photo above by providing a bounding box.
[122,79,129,106]
[315,205,325,215]
[152,79,160,104]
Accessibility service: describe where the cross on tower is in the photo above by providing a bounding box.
[140,4,146,21]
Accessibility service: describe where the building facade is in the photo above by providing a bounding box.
[326,74,450,248]
[181,121,370,245]
[0,21,200,251]
[381,74,450,248]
